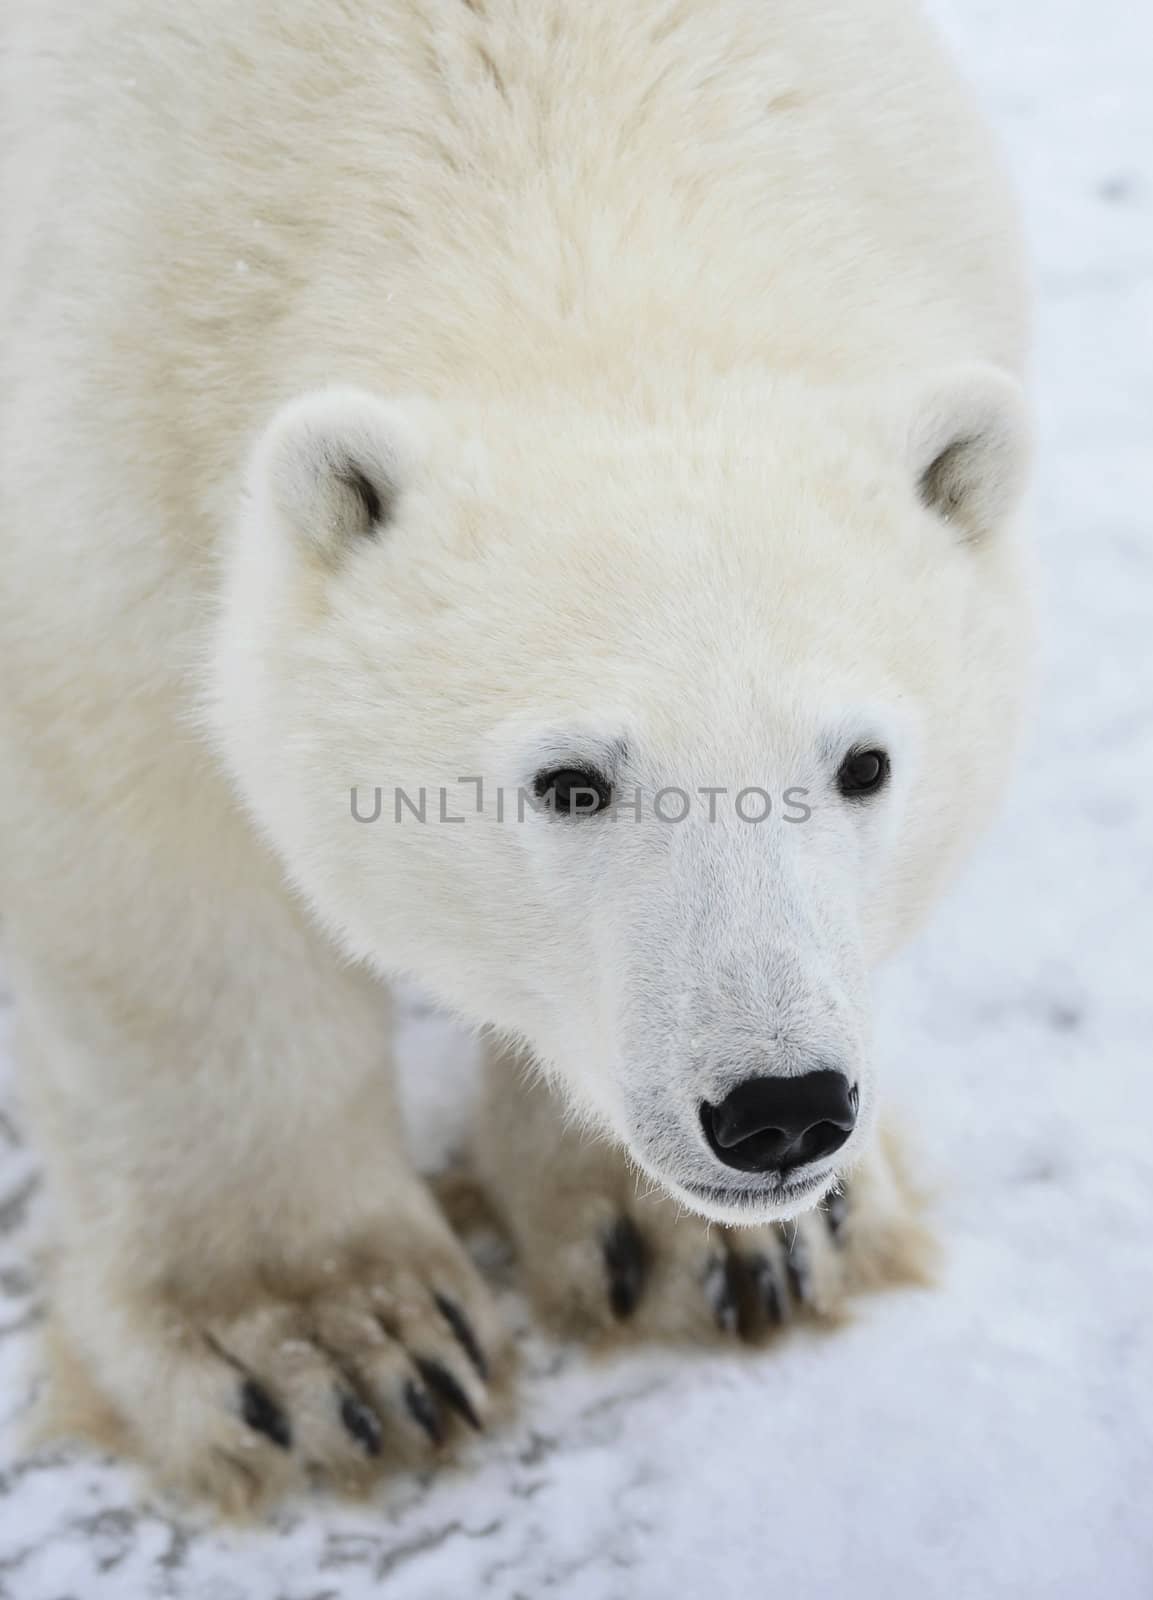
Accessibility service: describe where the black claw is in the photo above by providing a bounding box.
[403,1378,445,1447]
[746,1253,788,1327]
[823,1186,849,1244]
[240,1379,292,1451]
[338,1390,384,1458]
[602,1215,650,1320]
[703,1254,741,1335]
[762,1274,785,1325]
[785,1233,812,1305]
[415,1357,482,1432]
[434,1293,488,1381]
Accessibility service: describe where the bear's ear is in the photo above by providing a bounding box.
[252,388,429,564]
[908,365,1030,546]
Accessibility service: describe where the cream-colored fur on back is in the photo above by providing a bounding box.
[0,0,1029,1507]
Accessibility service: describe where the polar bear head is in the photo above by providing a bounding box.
[212,369,1029,1223]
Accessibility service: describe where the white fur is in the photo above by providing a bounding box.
[0,0,1030,1499]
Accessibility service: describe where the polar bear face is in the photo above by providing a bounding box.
[212,372,1029,1222]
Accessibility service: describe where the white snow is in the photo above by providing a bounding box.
[1,0,1150,1594]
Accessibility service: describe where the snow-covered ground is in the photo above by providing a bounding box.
[1,1,1150,1594]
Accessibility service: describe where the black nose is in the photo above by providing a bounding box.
[700,1072,857,1175]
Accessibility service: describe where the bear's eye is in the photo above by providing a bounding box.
[533,765,613,817]
[836,747,890,799]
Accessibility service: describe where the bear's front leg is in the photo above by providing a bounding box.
[476,1044,936,1344]
[12,923,505,1513]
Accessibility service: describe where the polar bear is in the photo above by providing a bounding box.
[0,0,1029,1507]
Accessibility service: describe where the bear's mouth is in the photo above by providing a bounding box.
[679,1171,828,1210]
